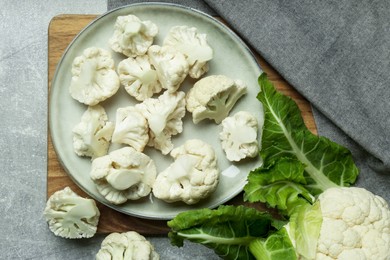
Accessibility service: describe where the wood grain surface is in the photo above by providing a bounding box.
[47,14,317,235]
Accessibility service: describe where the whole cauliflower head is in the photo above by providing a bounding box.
[136,90,186,155]
[117,55,162,101]
[219,111,259,162]
[72,105,114,159]
[69,47,120,106]
[96,231,159,260]
[90,147,157,205]
[315,187,390,260]
[148,45,189,93]
[186,75,247,124]
[109,14,158,57]
[111,106,149,152]
[163,25,213,79]
[44,187,100,239]
[152,139,219,205]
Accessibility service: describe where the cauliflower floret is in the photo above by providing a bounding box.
[186,75,247,124]
[111,106,149,152]
[148,45,189,93]
[109,14,158,57]
[96,231,159,260]
[136,90,186,155]
[152,139,219,205]
[117,55,162,101]
[219,111,259,162]
[90,147,157,205]
[43,187,100,239]
[315,187,390,260]
[163,25,213,79]
[69,47,120,106]
[72,105,114,159]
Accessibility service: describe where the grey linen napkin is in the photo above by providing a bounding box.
[107,0,390,201]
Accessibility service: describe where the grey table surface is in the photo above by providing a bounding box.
[0,0,217,259]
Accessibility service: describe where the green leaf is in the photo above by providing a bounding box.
[249,227,297,260]
[244,157,314,216]
[256,73,359,195]
[168,205,284,260]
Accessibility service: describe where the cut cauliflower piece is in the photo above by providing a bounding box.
[90,147,157,205]
[152,139,219,205]
[96,231,159,260]
[72,105,114,160]
[136,90,186,155]
[111,106,149,152]
[44,187,100,239]
[69,47,120,106]
[109,14,158,57]
[186,75,247,124]
[117,55,162,101]
[219,111,259,162]
[148,45,189,93]
[163,25,213,79]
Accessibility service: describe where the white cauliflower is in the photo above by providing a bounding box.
[148,45,189,93]
[163,25,213,79]
[152,139,219,205]
[111,106,149,152]
[109,14,158,57]
[96,231,159,260]
[69,47,120,106]
[186,75,247,124]
[90,147,157,205]
[288,187,390,260]
[43,187,100,239]
[117,55,162,101]
[219,111,259,162]
[72,105,114,159]
[136,90,186,155]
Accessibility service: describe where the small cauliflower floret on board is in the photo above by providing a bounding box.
[109,14,158,57]
[43,187,100,239]
[72,105,114,160]
[316,187,390,260]
[69,47,120,106]
[111,106,149,152]
[153,139,219,205]
[186,75,247,124]
[163,25,213,79]
[220,111,259,162]
[90,147,157,205]
[96,231,159,260]
[136,90,186,155]
[117,55,162,101]
[147,45,189,93]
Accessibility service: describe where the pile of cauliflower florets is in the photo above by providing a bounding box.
[45,15,262,255]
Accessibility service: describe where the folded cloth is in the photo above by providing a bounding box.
[107,0,390,201]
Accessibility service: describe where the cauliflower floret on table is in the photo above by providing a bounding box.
[136,90,186,155]
[163,25,213,79]
[90,147,157,205]
[315,187,390,260]
[69,47,120,106]
[96,231,159,260]
[109,14,158,57]
[186,75,247,124]
[72,105,114,160]
[43,187,100,239]
[152,139,219,205]
[111,106,149,152]
[117,55,162,101]
[219,111,259,162]
[148,45,189,93]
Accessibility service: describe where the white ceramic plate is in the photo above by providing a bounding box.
[49,3,263,220]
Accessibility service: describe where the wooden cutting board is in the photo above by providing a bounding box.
[47,14,317,235]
